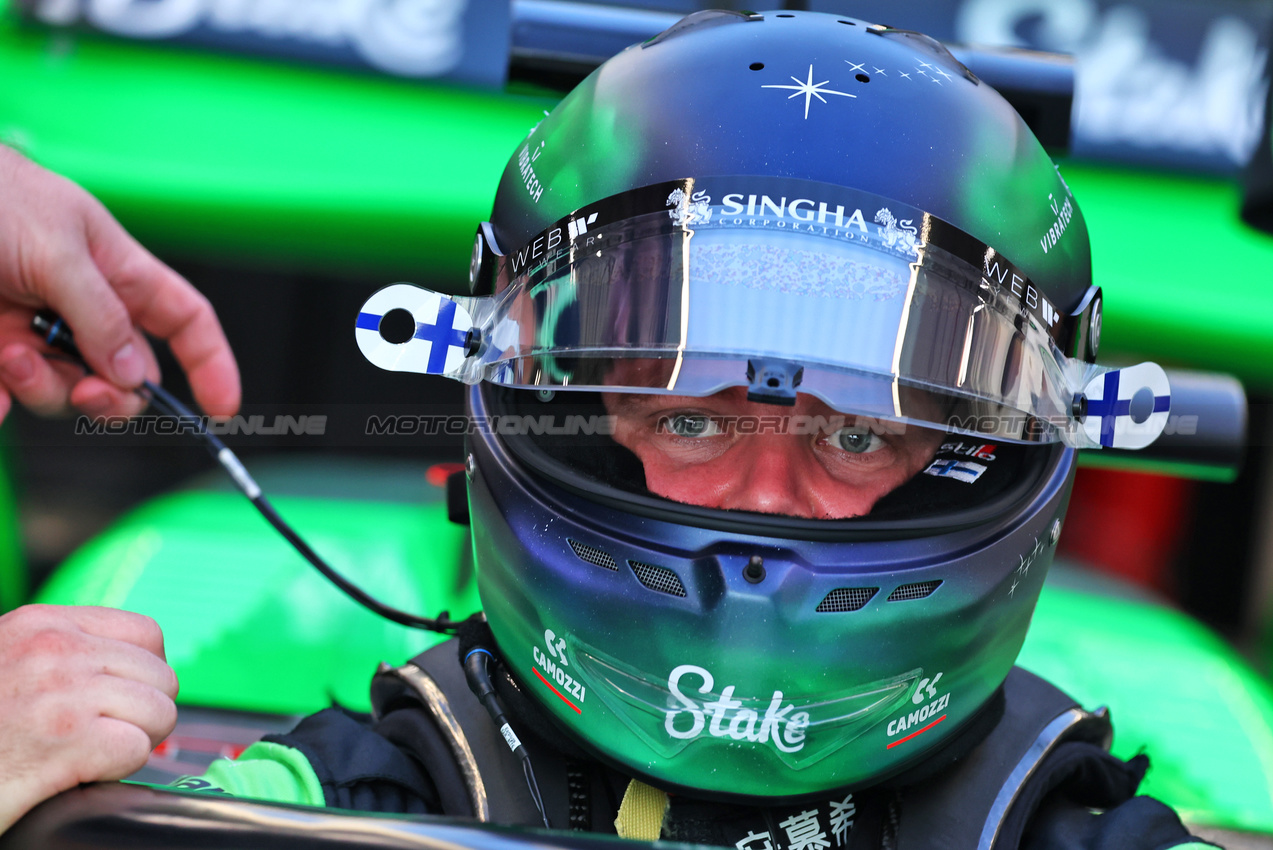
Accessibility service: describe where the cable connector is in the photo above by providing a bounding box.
[463,648,551,829]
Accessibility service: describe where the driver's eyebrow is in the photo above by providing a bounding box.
[604,393,671,418]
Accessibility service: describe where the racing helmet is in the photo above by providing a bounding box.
[356,11,1169,802]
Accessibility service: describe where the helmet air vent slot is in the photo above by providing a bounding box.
[887,580,943,602]
[568,538,618,571]
[815,587,878,612]
[629,561,688,597]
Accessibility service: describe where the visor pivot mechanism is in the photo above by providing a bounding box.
[746,359,804,406]
[464,328,483,357]
[1071,393,1088,421]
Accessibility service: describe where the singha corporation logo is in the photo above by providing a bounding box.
[874,208,920,257]
[667,188,714,227]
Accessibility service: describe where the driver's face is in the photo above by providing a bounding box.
[604,388,945,519]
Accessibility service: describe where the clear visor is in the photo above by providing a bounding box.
[475,219,1069,442]
[356,179,1171,450]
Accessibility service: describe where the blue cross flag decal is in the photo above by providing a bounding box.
[355,284,475,377]
[923,458,988,484]
[1080,362,1171,449]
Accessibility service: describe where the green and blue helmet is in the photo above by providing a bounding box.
[356,11,1169,802]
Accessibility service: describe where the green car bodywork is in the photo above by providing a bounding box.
[37,487,480,714]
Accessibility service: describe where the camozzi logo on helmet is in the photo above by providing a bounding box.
[665,664,811,753]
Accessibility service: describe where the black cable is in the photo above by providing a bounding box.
[464,647,552,829]
[40,312,550,825]
[32,310,464,635]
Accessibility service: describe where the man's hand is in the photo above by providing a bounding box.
[0,604,178,834]
[0,145,240,420]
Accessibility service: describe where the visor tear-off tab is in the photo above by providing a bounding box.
[1077,363,1171,449]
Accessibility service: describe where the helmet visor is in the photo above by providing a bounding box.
[357,178,1171,452]
[466,178,1080,444]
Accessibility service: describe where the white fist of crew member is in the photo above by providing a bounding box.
[0,604,178,834]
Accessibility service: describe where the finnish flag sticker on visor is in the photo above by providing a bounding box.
[1078,362,1172,449]
[356,284,476,376]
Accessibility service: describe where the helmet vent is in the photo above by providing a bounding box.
[816,587,878,612]
[887,580,943,602]
[567,538,618,571]
[629,561,688,597]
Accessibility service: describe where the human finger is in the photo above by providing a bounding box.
[0,342,76,416]
[84,210,240,417]
[43,605,169,660]
[86,634,180,701]
[70,715,167,785]
[32,241,155,392]
[68,374,148,419]
[87,673,179,750]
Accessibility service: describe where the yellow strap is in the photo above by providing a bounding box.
[613,778,669,841]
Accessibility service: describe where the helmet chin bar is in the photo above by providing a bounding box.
[462,376,1075,801]
[353,281,1171,452]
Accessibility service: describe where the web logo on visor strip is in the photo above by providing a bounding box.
[629,561,688,597]
[567,538,618,571]
[816,587,879,612]
[886,580,943,602]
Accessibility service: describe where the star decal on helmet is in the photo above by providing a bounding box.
[844,60,965,86]
[903,63,957,85]
[845,61,889,78]
[762,65,856,119]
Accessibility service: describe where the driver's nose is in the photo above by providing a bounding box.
[716,434,820,518]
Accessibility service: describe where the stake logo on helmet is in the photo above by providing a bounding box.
[355,8,1173,803]
[665,664,811,753]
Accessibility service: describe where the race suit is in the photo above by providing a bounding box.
[174,636,1219,850]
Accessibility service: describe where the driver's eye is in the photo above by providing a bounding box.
[828,426,883,454]
[663,414,722,438]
